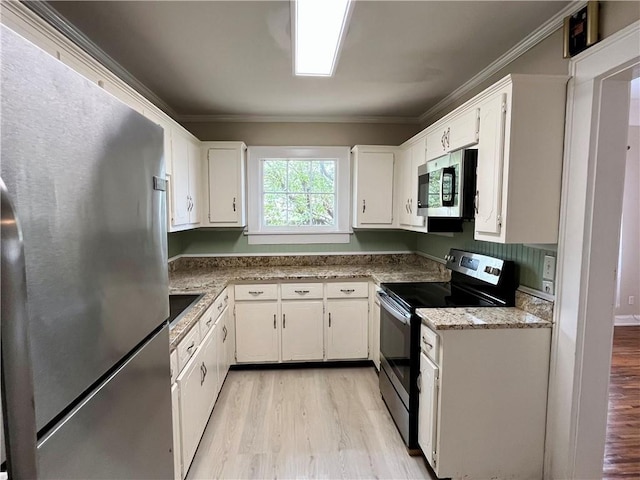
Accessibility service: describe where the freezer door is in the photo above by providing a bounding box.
[0,26,169,431]
[37,326,173,479]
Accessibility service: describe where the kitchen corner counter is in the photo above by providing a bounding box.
[417,307,552,331]
[168,255,450,350]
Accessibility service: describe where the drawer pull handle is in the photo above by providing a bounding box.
[217,303,223,311]
[187,341,195,354]
[206,318,213,327]
[248,291,264,295]
[222,325,228,342]
[328,313,332,328]
[422,336,434,350]
[283,314,286,329]
[340,289,355,294]
[294,290,310,295]
[273,314,276,329]
[224,295,228,302]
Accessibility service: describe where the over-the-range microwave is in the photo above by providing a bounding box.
[417,149,477,231]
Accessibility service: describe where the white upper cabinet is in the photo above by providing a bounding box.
[397,139,426,229]
[473,75,567,244]
[352,146,395,228]
[203,142,246,227]
[170,131,201,230]
[425,108,480,162]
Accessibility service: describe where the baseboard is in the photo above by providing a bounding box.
[614,315,640,326]
[230,360,374,370]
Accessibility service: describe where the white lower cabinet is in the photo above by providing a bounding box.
[326,299,369,360]
[281,301,324,361]
[417,324,551,479]
[176,345,207,479]
[235,301,279,363]
[171,383,181,480]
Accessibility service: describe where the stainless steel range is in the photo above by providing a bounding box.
[377,249,517,451]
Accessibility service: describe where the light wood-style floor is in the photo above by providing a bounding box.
[187,367,435,479]
[603,326,640,479]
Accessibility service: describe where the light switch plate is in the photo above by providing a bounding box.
[543,255,556,280]
[543,281,554,295]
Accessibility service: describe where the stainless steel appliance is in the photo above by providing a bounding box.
[417,149,477,225]
[377,249,516,451]
[1,26,172,479]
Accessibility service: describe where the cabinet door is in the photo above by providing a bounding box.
[235,302,279,363]
[281,301,324,361]
[187,140,201,224]
[226,305,236,368]
[448,108,479,152]
[418,352,439,469]
[326,299,368,360]
[218,307,231,385]
[177,349,206,478]
[207,147,242,224]
[171,384,182,480]
[201,323,219,416]
[353,152,394,226]
[409,141,426,227]
[372,297,381,370]
[171,134,190,227]
[475,92,507,236]
[397,148,411,226]
[426,127,447,162]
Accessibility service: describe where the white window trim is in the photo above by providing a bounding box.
[246,146,352,244]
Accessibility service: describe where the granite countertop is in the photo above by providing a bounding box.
[169,263,450,349]
[417,307,552,331]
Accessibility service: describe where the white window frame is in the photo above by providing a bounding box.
[246,146,351,244]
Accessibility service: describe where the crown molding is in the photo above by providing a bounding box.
[23,1,179,120]
[417,0,587,125]
[177,114,420,124]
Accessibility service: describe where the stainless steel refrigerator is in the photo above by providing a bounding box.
[0,25,173,479]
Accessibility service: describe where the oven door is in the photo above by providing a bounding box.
[378,291,413,407]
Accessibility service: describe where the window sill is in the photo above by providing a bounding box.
[246,232,352,245]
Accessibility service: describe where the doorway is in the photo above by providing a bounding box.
[545,21,640,479]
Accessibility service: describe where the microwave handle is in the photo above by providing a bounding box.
[441,166,456,207]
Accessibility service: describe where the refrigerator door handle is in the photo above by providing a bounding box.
[0,177,38,479]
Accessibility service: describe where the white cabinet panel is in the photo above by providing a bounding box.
[372,293,381,370]
[352,147,395,227]
[205,142,246,227]
[235,301,279,363]
[475,92,507,236]
[326,299,368,360]
[171,134,191,228]
[281,301,324,361]
[234,284,278,301]
[418,352,439,469]
[398,140,426,228]
[326,282,369,298]
[171,384,182,480]
[200,324,219,417]
[176,322,201,373]
[448,108,480,152]
[187,140,201,224]
[280,282,323,300]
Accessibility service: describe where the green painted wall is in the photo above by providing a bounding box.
[414,222,556,290]
[168,229,417,256]
[169,224,554,291]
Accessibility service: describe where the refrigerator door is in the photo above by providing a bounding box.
[37,326,173,479]
[0,26,169,431]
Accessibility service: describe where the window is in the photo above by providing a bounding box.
[247,146,351,244]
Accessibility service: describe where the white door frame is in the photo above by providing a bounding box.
[545,21,640,479]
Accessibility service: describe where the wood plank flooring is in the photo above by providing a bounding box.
[603,326,640,480]
[187,367,435,479]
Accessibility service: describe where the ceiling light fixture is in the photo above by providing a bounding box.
[293,0,353,77]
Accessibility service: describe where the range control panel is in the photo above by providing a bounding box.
[445,249,507,285]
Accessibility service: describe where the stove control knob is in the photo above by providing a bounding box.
[484,266,492,273]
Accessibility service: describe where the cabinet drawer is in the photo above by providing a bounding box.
[170,349,178,385]
[326,282,369,299]
[281,283,323,300]
[200,289,229,337]
[421,325,439,364]
[234,284,278,301]
[177,322,201,373]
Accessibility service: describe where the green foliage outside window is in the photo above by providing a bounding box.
[262,159,336,227]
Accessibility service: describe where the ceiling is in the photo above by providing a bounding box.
[48,1,570,121]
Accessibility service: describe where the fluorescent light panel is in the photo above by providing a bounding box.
[294,0,351,76]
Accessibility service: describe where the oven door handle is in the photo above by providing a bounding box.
[377,292,412,325]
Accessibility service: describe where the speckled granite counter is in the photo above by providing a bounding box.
[417,307,552,331]
[168,254,450,349]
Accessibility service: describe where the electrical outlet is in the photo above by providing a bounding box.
[630,296,636,305]
[543,255,556,280]
[543,281,554,295]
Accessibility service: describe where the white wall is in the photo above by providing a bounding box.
[616,124,640,318]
